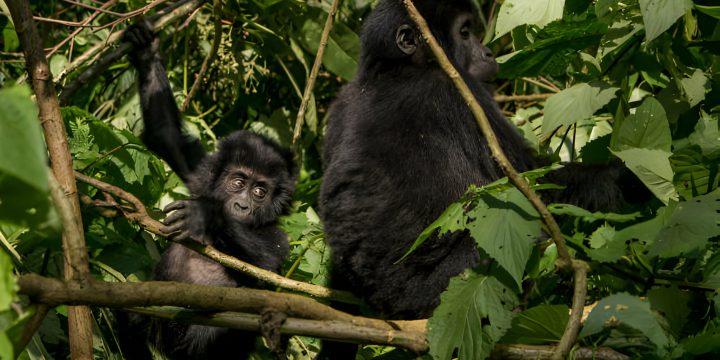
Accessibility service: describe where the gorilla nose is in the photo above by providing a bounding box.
[234,202,249,212]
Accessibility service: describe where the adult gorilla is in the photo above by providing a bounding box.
[320,0,642,322]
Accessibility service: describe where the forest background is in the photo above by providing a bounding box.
[1,0,720,359]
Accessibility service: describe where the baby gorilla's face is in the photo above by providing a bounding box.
[220,166,275,226]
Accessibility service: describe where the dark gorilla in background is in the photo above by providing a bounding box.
[120,21,297,360]
[320,0,645,324]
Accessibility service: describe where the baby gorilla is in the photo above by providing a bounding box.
[121,21,297,360]
[152,131,296,360]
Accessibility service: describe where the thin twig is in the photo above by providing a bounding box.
[521,77,560,93]
[62,0,124,17]
[400,2,586,359]
[291,0,342,151]
[47,0,118,58]
[494,93,553,103]
[180,0,221,112]
[54,0,200,86]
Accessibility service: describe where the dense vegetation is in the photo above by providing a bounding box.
[0,0,719,359]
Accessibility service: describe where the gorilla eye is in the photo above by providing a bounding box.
[232,178,245,189]
[253,187,267,198]
[460,26,471,40]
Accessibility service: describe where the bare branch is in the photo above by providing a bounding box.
[292,0,342,151]
[56,0,204,103]
[180,0,222,112]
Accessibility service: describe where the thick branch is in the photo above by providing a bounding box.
[74,172,361,304]
[491,344,628,360]
[128,307,427,352]
[292,0,342,150]
[400,1,586,359]
[17,274,408,332]
[6,0,93,356]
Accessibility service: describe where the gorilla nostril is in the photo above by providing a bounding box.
[485,49,494,58]
[234,202,249,211]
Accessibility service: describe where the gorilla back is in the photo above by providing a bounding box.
[320,0,536,320]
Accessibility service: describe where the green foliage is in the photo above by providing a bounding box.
[428,271,516,360]
[0,86,55,231]
[579,293,675,357]
[0,0,718,359]
[501,305,569,344]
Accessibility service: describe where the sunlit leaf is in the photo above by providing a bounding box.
[495,0,565,38]
[428,272,516,360]
[639,0,693,43]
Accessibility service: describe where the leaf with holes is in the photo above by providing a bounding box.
[428,272,516,360]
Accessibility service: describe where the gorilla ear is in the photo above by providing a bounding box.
[395,24,417,55]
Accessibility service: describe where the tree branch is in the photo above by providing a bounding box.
[74,171,362,305]
[400,1,587,359]
[128,307,427,352]
[6,0,94,356]
[180,0,221,112]
[291,0,342,151]
[57,0,205,104]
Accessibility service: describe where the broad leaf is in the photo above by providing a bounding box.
[696,5,720,20]
[497,20,607,78]
[613,148,679,204]
[542,82,619,137]
[494,0,565,38]
[639,0,693,43]
[647,190,720,258]
[467,189,541,288]
[299,16,360,80]
[501,305,568,344]
[580,293,675,357]
[0,86,53,228]
[611,97,671,152]
[0,251,15,312]
[428,272,516,360]
[587,224,625,262]
[402,202,467,262]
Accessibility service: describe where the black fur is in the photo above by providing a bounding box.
[121,21,296,360]
[320,0,645,325]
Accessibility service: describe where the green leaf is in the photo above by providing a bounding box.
[501,305,568,344]
[299,17,359,80]
[696,5,720,20]
[579,293,675,357]
[0,331,11,360]
[466,189,541,288]
[402,203,467,262]
[494,0,565,38]
[542,82,619,137]
[613,148,679,204]
[681,69,710,107]
[647,189,720,258]
[611,97,671,152]
[0,251,15,312]
[639,0,693,43]
[688,112,720,157]
[497,20,607,78]
[0,86,53,227]
[548,203,640,223]
[648,287,691,336]
[428,272,516,360]
[587,224,626,262]
[49,55,67,78]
